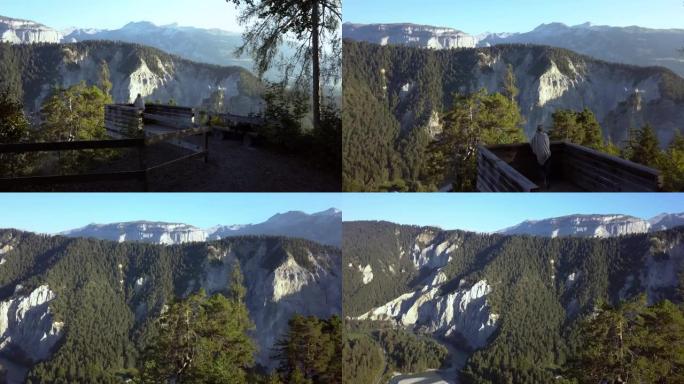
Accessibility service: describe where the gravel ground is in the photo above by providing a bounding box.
[3,134,340,192]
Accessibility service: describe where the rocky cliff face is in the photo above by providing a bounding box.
[0,230,341,376]
[5,41,264,115]
[345,21,684,78]
[0,16,62,44]
[0,285,63,362]
[478,22,684,78]
[344,23,477,49]
[498,212,684,238]
[498,214,652,238]
[355,40,684,144]
[61,221,208,244]
[61,208,342,247]
[194,241,341,365]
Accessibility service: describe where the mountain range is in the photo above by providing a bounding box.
[0,225,341,382]
[0,15,288,81]
[343,220,684,382]
[343,22,684,78]
[497,212,684,238]
[0,40,265,114]
[59,208,342,247]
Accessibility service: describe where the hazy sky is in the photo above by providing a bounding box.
[341,194,684,233]
[1,0,243,31]
[343,0,684,35]
[0,193,339,234]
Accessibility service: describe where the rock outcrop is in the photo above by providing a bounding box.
[196,241,341,366]
[498,212,684,238]
[358,278,498,349]
[0,15,62,44]
[61,221,207,245]
[344,23,476,49]
[0,285,63,361]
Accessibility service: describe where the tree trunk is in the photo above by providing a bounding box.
[311,0,321,132]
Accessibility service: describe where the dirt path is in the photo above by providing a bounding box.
[7,134,340,192]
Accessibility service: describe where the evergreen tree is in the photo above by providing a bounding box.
[0,89,31,176]
[425,89,524,191]
[139,287,256,383]
[228,0,341,132]
[502,64,519,103]
[98,60,112,97]
[627,123,660,167]
[568,296,684,383]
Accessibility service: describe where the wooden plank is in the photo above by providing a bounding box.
[0,170,147,189]
[564,142,660,180]
[566,150,660,188]
[0,139,144,153]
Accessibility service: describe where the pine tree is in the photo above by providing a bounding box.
[98,60,112,97]
[628,123,661,167]
[502,64,519,103]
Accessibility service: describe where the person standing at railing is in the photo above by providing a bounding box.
[531,125,552,189]
[134,93,145,111]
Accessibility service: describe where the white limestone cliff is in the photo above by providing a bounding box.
[0,16,62,44]
[358,279,498,349]
[0,285,64,361]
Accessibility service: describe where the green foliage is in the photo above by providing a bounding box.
[625,123,661,168]
[98,60,112,96]
[549,108,603,149]
[343,332,384,384]
[426,89,525,191]
[343,221,684,384]
[567,296,684,383]
[0,231,331,383]
[0,89,31,176]
[272,315,342,384]
[343,321,448,384]
[138,287,256,384]
[660,131,684,191]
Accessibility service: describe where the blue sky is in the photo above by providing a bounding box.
[1,0,243,31]
[0,193,339,234]
[343,0,684,35]
[341,194,684,233]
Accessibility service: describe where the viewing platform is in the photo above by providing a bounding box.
[477,141,662,192]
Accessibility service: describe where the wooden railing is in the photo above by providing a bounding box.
[0,138,147,190]
[0,104,211,191]
[477,141,662,192]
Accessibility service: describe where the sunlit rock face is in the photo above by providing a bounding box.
[357,279,498,349]
[61,222,208,245]
[0,285,64,361]
[0,16,62,44]
[343,23,477,49]
[499,214,652,238]
[196,241,341,366]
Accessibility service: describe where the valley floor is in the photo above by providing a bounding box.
[6,134,340,192]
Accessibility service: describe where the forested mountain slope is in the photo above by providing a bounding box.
[0,41,264,114]
[0,229,341,383]
[343,40,684,189]
[343,221,684,383]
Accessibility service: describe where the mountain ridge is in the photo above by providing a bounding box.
[58,208,342,246]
